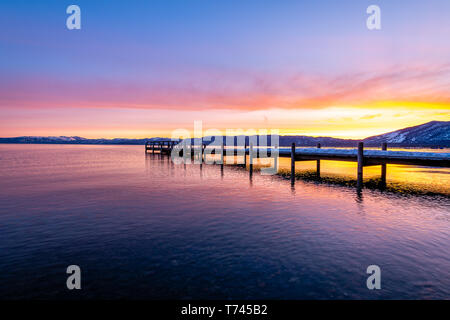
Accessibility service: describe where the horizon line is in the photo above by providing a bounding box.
[0,120,447,141]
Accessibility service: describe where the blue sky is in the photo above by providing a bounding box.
[0,0,449,138]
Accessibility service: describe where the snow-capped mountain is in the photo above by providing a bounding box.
[363,121,449,147]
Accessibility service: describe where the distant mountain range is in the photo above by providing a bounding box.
[363,121,449,146]
[0,121,448,147]
[277,121,449,147]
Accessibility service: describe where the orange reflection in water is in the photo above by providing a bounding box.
[211,147,450,196]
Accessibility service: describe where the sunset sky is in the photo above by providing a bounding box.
[0,0,449,139]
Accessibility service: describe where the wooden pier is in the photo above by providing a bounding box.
[146,140,450,191]
[145,140,179,154]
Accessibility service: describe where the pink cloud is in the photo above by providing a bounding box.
[1,64,449,112]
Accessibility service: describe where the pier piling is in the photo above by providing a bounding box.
[274,143,278,173]
[244,140,247,167]
[357,142,364,190]
[291,143,296,185]
[249,143,254,178]
[381,142,387,185]
[316,143,321,178]
[220,142,224,170]
[202,143,205,162]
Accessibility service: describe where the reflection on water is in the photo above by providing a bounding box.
[0,144,449,299]
[276,158,450,196]
[217,147,450,196]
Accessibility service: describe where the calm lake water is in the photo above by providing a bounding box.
[0,144,449,299]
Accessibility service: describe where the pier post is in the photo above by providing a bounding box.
[291,143,296,185]
[357,142,364,191]
[202,143,206,162]
[249,143,254,178]
[273,143,278,174]
[316,143,321,178]
[244,140,247,167]
[152,142,155,154]
[183,140,188,164]
[221,143,224,177]
[381,142,387,186]
[220,141,224,170]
